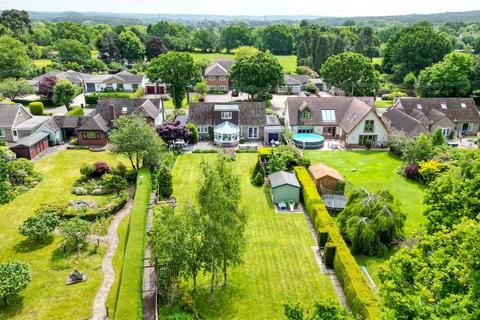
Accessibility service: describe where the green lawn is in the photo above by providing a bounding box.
[33,59,53,67]
[115,168,151,320]
[304,151,426,285]
[186,51,297,73]
[163,97,189,109]
[373,99,393,108]
[0,150,128,320]
[172,153,337,319]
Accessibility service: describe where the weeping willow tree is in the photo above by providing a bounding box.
[337,188,406,256]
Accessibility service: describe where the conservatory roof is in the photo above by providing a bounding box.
[214,121,239,135]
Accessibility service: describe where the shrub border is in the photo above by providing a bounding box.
[294,166,381,320]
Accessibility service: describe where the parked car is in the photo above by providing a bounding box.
[231,90,239,97]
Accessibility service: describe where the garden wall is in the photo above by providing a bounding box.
[294,166,381,320]
[114,167,151,319]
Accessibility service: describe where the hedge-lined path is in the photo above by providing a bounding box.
[90,191,134,320]
[304,211,348,308]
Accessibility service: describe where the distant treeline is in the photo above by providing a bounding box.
[3,10,480,27]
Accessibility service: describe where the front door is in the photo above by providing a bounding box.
[268,133,279,143]
[12,129,18,142]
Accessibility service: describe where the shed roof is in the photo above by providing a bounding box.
[309,163,343,181]
[269,171,301,189]
[11,131,49,148]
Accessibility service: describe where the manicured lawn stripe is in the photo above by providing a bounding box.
[114,167,151,320]
[171,154,337,319]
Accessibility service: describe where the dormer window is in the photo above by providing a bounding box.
[441,103,447,110]
[301,109,312,119]
[221,112,232,119]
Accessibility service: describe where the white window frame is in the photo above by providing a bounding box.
[442,128,450,136]
[218,85,227,91]
[198,126,208,134]
[321,109,336,122]
[219,76,227,81]
[208,76,215,81]
[0,128,5,137]
[248,127,259,139]
[208,85,217,91]
[221,112,232,120]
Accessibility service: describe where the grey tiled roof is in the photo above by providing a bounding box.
[269,171,301,188]
[395,98,480,123]
[11,131,49,148]
[284,74,309,85]
[382,108,428,135]
[96,98,161,124]
[287,97,374,133]
[0,104,29,127]
[78,114,109,133]
[205,59,235,76]
[30,70,92,84]
[188,102,266,126]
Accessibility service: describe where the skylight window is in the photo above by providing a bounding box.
[461,103,467,108]
[321,109,336,122]
[121,107,128,114]
[441,103,447,110]
[348,112,358,122]
[416,104,422,110]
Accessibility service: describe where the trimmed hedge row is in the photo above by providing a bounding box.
[294,166,381,320]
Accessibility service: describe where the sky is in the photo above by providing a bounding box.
[1,0,479,17]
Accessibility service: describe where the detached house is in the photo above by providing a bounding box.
[285,97,388,147]
[204,59,235,92]
[29,70,92,89]
[391,98,480,137]
[188,102,283,146]
[0,104,33,143]
[84,71,146,93]
[54,98,163,147]
[276,74,310,94]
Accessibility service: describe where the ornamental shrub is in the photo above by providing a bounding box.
[7,158,34,185]
[0,261,32,306]
[65,107,84,116]
[186,123,199,144]
[404,164,420,180]
[418,160,441,183]
[59,218,91,247]
[28,101,44,115]
[304,83,319,94]
[157,165,173,199]
[92,161,111,178]
[252,172,264,186]
[19,212,60,240]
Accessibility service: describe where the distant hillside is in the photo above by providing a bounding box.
[9,9,480,26]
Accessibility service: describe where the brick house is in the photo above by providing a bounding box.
[204,59,235,92]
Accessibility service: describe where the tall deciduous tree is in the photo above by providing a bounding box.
[145,36,168,61]
[54,39,91,65]
[417,52,474,97]
[257,24,293,55]
[229,52,284,101]
[117,30,145,62]
[96,31,119,62]
[219,25,253,53]
[0,78,32,100]
[380,219,480,320]
[0,35,32,80]
[109,115,165,171]
[53,80,76,110]
[191,28,219,53]
[0,9,31,35]
[382,22,452,81]
[146,52,201,109]
[36,75,57,100]
[321,51,379,96]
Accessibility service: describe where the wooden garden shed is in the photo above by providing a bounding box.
[309,163,343,192]
[268,171,301,205]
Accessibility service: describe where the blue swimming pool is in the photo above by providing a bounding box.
[293,133,325,149]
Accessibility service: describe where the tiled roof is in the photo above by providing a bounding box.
[14,116,50,130]
[85,71,144,84]
[382,108,428,135]
[396,97,480,123]
[188,102,266,126]
[11,131,49,148]
[0,104,29,127]
[284,74,309,85]
[53,115,91,129]
[30,70,92,84]
[287,97,374,133]
[78,114,109,132]
[95,98,161,124]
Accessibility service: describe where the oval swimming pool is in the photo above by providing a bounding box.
[293,133,325,149]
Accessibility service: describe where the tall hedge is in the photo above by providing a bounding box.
[294,166,381,320]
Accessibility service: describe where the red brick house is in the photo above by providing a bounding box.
[77,114,109,146]
[204,59,235,92]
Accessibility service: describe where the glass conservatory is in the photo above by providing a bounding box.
[214,121,240,146]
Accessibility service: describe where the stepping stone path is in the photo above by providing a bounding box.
[90,193,134,320]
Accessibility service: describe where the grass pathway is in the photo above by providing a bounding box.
[91,192,133,320]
